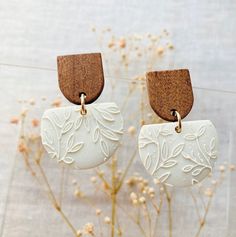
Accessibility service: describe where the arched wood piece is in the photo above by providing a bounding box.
[57,53,104,105]
[146,69,194,121]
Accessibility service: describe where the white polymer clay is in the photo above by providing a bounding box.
[138,120,218,187]
[41,103,123,169]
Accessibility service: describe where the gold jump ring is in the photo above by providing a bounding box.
[80,93,87,115]
[172,110,182,133]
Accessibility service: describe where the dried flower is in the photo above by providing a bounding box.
[18,142,28,153]
[20,109,28,117]
[139,196,146,204]
[52,98,61,107]
[167,42,174,49]
[130,192,138,200]
[76,229,83,237]
[219,165,225,172]
[108,41,115,48]
[31,119,40,127]
[128,126,136,135]
[119,38,126,48]
[156,46,164,55]
[10,116,19,124]
[95,209,102,216]
[204,188,213,197]
[104,216,111,224]
[153,178,160,185]
[84,223,94,235]
[29,98,35,105]
[74,188,84,198]
[90,176,97,183]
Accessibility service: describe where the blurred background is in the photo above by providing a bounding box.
[0,1,236,237]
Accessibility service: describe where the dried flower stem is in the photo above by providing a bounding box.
[111,157,117,237]
[163,185,173,237]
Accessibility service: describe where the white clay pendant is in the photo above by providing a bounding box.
[41,102,123,169]
[138,120,218,187]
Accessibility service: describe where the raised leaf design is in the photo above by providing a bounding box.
[105,105,120,114]
[52,112,63,127]
[160,129,172,136]
[198,126,206,137]
[171,143,184,157]
[182,152,191,160]
[75,117,82,130]
[93,127,100,143]
[182,165,194,173]
[44,130,53,144]
[42,143,55,153]
[161,140,168,160]
[192,167,203,176]
[41,103,123,168]
[100,129,119,141]
[144,154,152,170]
[67,134,74,151]
[210,138,216,150]
[69,143,84,153]
[62,121,74,134]
[138,121,217,187]
[100,140,109,157]
[157,172,170,183]
[84,116,90,132]
[64,108,71,120]
[101,111,115,122]
[48,151,57,159]
[184,134,196,141]
[63,157,74,164]
[161,159,177,168]
[161,160,177,168]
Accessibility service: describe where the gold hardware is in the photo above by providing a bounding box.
[80,93,87,115]
[171,110,182,133]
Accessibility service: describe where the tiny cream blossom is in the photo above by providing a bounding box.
[157,46,164,55]
[139,196,146,204]
[229,164,235,171]
[84,223,94,235]
[10,116,19,124]
[154,178,160,184]
[31,119,40,127]
[132,199,138,205]
[119,38,126,48]
[21,109,28,117]
[96,209,102,216]
[130,192,137,200]
[204,188,213,197]
[104,216,111,224]
[52,98,62,107]
[219,165,225,172]
[90,176,97,183]
[29,98,35,105]
[128,126,136,135]
[76,229,83,237]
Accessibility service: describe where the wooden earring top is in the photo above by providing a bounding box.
[146,69,194,121]
[57,53,104,105]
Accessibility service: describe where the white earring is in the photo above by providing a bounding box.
[41,53,123,169]
[138,69,218,187]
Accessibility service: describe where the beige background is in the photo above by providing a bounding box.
[0,0,236,236]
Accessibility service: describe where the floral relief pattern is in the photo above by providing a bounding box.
[41,103,123,169]
[138,121,218,187]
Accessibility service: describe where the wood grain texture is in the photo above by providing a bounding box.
[57,53,104,104]
[146,69,194,121]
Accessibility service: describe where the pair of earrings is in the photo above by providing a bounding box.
[41,53,218,187]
